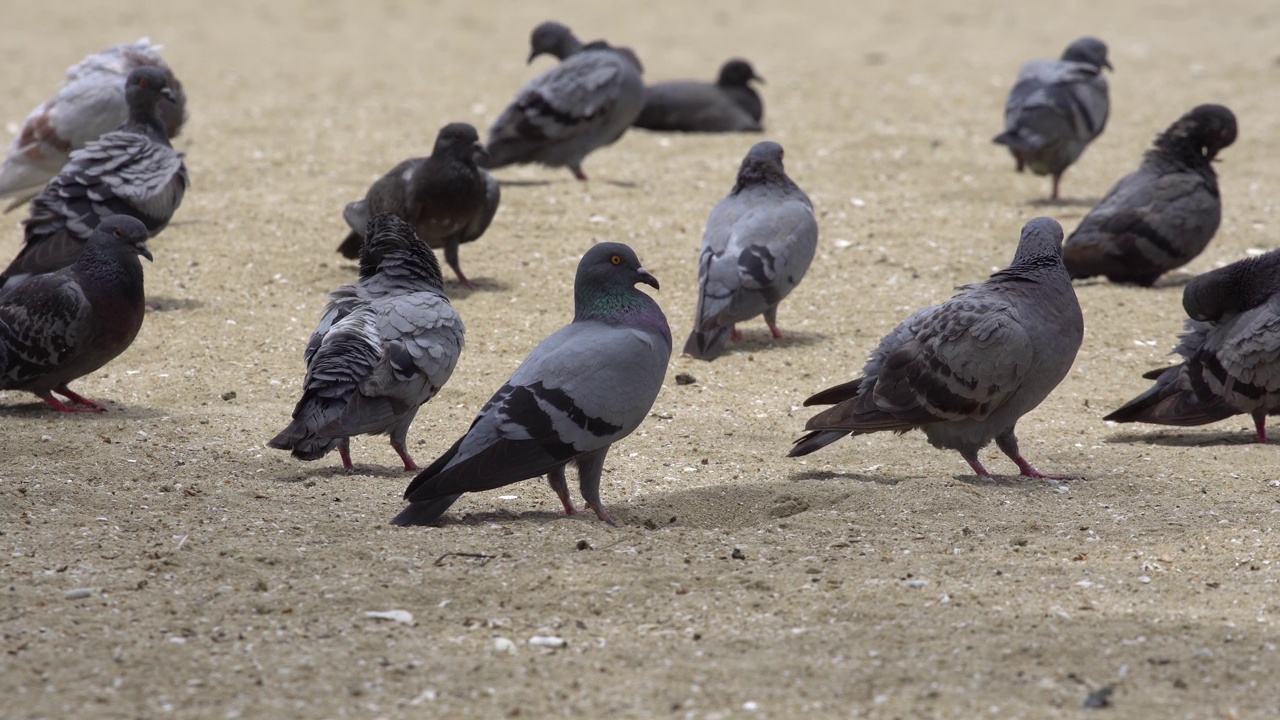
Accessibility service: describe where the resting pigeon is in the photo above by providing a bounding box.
[0,38,185,212]
[527,20,584,63]
[789,217,1083,479]
[993,37,1111,201]
[1104,249,1280,442]
[270,214,465,471]
[483,40,645,181]
[683,141,817,360]
[634,59,765,133]
[0,67,188,290]
[338,123,499,289]
[0,215,152,412]
[1063,104,1238,286]
[392,242,671,526]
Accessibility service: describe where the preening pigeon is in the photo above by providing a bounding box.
[338,123,499,289]
[993,37,1111,201]
[1063,104,1238,286]
[1104,248,1280,442]
[634,59,765,133]
[270,214,465,471]
[0,67,188,290]
[527,20,584,63]
[0,38,185,212]
[0,215,152,412]
[392,242,671,526]
[683,141,817,360]
[483,40,645,181]
[790,217,1083,479]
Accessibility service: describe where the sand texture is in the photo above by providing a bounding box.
[2,0,1279,717]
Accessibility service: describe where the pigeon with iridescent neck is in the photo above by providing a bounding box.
[393,242,671,526]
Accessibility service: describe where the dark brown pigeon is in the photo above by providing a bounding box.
[790,218,1083,479]
[338,123,499,290]
[1105,248,1280,442]
[1063,104,1238,286]
[0,215,152,412]
[0,66,187,290]
[634,59,764,133]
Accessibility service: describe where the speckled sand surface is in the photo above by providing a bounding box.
[2,1,1278,718]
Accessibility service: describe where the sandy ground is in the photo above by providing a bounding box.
[2,0,1279,717]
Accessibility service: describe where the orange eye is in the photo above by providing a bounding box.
[610,255,622,265]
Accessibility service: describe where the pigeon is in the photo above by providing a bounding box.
[269,213,466,471]
[483,40,645,181]
[392,242,671,526]
[634,59,765,133]
[789,217,1083,479]
[1104,248,1280,443]
[1063,104,1238,286]
[683,141,817,360]
[0,215,152,412]
[0,38,185,212]
[993,37,1111,201]
[338,123,499,290]
[527,20,584,63]
[0,67,189,291]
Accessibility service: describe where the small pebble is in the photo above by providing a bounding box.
[493,637,517,654]
[364,610,414,625]
[529,635,566,649]
[675,373,696,386]
[221,391,237,401]
[64,588,92,600]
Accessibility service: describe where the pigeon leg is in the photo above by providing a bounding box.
[1252,410,1268,444]
[337,438,355,473]
[569,164,588,182]
[546,465,579,515]
[730,326,743,343]
[575,447,618,526]
[389,436,420,472]
[995,430,1069,480]
[444,240,479,290]
[1014,150,1025,173]
[1050,172,1062,201]
[960,451,994,479]
[52,385,106,412]
[38,391,103,413]
[764,307,784,339]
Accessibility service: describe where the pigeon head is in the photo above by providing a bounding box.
[1184,104,1238,160]
[732,141,788,192]
[1153,104,1238,163]
[718,59,764,87]
[1011,217,1066,265]
[94,215,153,263]
[529,21,582,63]
[1061,37,1111,71]
[125,66,178,111]
[360,213,444,287]
[574,242,663,323]
[433,122,487,164]
[1182,248,1280,322]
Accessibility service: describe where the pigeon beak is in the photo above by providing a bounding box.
[637,267,659,290]
[1103,59,1113,71]
[527,50,540,64]
[753,73,766,85]
[160,86,178,103]
[473,142,490,164]
[136,241,154,262]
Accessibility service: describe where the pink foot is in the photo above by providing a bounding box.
[964,456,994,479]
[586,502,618,527]
[44,388,105,413]
[1011,456,1071,481]
[391,440,420,472]
[571,167,588,181]
[338,445,355,473]
[730,328,743,343]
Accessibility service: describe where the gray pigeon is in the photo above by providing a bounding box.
[0,38,186,212]
[790,217,1083,479]
[0,67,188,290]
[483,40,645,181]
[392,242,671,526]
[338,123,499,289]
[0,215,152,412]
[634,59,764,133]
[527,20,584,63]
[683,141,817,360]
[270,214,465,471]
[993,37,1111,200]
[1105,248,1280,442]
[1063,104,1238,286]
